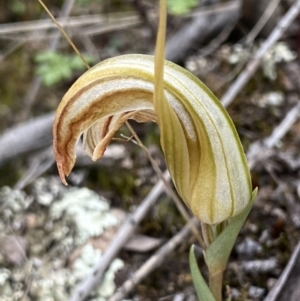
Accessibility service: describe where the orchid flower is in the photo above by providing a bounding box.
[53,3,252,226]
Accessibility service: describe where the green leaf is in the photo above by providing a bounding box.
[44,71,62,86]
[34,51,95,87]
[167,0,199,15]
[205,189,258,275]
[189,245,216,301]
[34,51,57,63]
[70,55,94,70]
[9,0,26,15]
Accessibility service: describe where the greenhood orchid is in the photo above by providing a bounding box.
[53,52,252,225]
[51,2,255,299]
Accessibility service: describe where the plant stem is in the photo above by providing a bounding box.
[201,223,212,248]
[209,270,223,301]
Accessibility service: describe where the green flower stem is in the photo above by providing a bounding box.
[201,223,223,300]
[201,223,212,248]
[209,270,223,301]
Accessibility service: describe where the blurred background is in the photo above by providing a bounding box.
[0,0,300,300]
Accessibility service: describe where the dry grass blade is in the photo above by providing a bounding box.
[21,0,76,120]
[37,0,90,70]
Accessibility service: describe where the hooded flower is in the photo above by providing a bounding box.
[53,53,252,225]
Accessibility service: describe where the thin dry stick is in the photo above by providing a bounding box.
[37,0,90,70]
[2,19,141,42]
[125,121,205,247]
[108,218,199,301]
[77,19,141,36]
[199,21,236,57]
[264,241,300,301]
[69,172,170,301]
[245,0,282,45]
[264,102,300,148]
[0,40,23,61]
[0,1,238,36]
[248,101,300,169]
[221,0,300,107]
[21,0,76,121]
[201,0,280,59]
[185,1,239,19]
[13,147,55,190]
[0,12,138,35]
[215,0,281,90]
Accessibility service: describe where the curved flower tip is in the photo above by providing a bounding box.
[53,54,157,184]
[53,54,252,224]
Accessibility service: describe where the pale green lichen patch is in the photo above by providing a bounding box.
[0,178,124,301]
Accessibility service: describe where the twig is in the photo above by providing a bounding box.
[264,102,300,148]
[77,19,141,36]
[247,101,300,169]
[125,121,205,247]
[20,0,76,121]
[37,0,90,70]
[13,147,55,190]
[165,1,240,63]
[183,1,239,19]
[1,19,141,43]
[108,218,199,301]
[68,171,170,301]
[0,2,238,36]
[199,21,236,57]
[0,12,138,35]
[0,40,23,61]
[245,0,282,45]
[0,113,54,167]
[264,241,300,301]
[221,0,300,107]
[215,0,281,90]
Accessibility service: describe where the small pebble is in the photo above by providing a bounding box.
[236,237,263,257]
[267,277,277,290]
[242,258,277,275]
[248,285,266,299]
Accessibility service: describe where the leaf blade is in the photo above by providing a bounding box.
[189,245,216,301]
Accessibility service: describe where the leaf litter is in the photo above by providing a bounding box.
[0,177,124,301]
